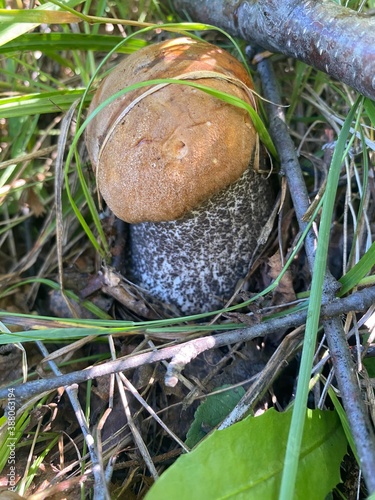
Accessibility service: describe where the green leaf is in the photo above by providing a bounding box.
[0,33,147,55]
[363,358,375,378]
[338,240,375,296]
[0,0,85,47]
[0,89,89,119]
[0,405,31,473]
[0,8,80,23]
[146,408,347,500]
[279,97,362,500]
[364,98,375,127]
[0,328,108,344]
[185,385,245,448]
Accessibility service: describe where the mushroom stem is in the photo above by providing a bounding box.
[127,165,273,315]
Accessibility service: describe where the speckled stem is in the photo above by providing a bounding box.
[127,165,273,315]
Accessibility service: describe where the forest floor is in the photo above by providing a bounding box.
[0,1,374,499]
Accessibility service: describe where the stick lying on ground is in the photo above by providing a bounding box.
[1,286,375,404]
[256,55,375,494]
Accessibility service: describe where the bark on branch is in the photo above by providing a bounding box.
[173,0,375,100]
[1,285,375,404]
[256,57,375,493]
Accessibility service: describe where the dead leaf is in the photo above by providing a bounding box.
[268,251,296,305]
[22,187,45,217]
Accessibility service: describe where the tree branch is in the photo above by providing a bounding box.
[35,341,109,500]
[256,56,375,493]
[173,0,375,100]
[2,286,375,404]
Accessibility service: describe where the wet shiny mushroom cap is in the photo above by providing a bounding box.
[85,37,258,223]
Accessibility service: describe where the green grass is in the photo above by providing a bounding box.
[0,0,374,498]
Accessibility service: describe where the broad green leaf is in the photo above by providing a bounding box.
[186,385,245,448]
[146,408,347,500]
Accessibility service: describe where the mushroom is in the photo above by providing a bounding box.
[85,37,274,315]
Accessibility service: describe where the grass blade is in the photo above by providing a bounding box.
[0,0,84,46]
[278,96,362,500]
[339,241,375,296]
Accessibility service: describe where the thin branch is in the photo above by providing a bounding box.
[2,286,375,403]
[35,341,110,500]
[115,372,158,480]
[119,373,189,452]
[219,326,305,428]
[173,0,375,100]
[256,57,375,493]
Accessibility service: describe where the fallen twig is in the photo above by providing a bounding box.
[35,341,110,500]
[1,286,375,403]
[256,56,375,493]
[219,326,305,428]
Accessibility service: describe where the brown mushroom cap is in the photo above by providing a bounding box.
[85,37,258,223]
